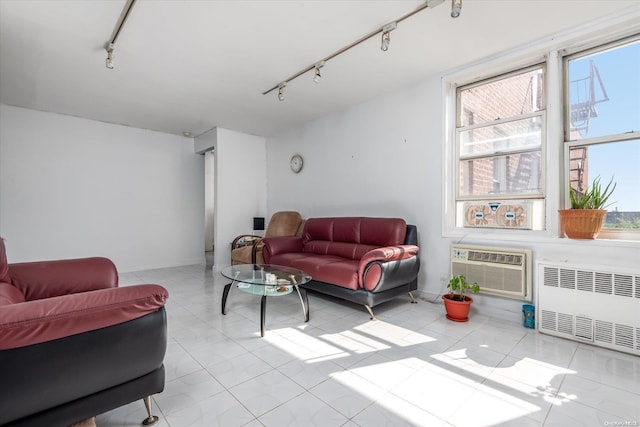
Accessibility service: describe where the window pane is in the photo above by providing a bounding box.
[459,152,542,197]
[460,116,542,157]
[459,68,543,127]
[569,139,640,229]
[567,40,640,140]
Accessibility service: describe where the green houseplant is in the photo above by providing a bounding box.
[559,175,616,239]
[442,275,480,322]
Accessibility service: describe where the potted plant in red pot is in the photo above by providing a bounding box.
[442,275,480,322]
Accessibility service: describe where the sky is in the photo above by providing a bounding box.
[568,39,640,211]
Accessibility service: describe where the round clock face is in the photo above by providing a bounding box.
[290,154,303,173]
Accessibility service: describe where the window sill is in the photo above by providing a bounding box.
[443,227,640,249]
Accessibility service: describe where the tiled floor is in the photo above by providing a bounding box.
[97,262,640,427]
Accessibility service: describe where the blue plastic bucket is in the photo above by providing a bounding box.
[522,304,535,329]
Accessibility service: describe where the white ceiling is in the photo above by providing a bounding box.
[1,0,637,138]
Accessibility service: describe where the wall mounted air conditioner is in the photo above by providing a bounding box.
[537,261,640,356]
[450,244,532,301]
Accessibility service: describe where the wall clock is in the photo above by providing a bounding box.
[290,154,303,173]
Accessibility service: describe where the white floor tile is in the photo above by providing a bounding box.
[95,263,639,427]
[228,369,305,417]
[258,391,347,427]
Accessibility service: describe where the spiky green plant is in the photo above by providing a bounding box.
[570,176,616,210]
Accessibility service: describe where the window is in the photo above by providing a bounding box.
[564,37,640,236]
[455,66,546,230]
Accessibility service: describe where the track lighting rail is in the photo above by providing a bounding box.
[262,0,446,96]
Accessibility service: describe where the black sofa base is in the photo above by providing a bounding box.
[0,308,167,427]
[303,278,418,313]
[3,367,165,427]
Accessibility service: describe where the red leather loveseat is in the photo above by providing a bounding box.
[0,238,168,427]
[263,217,420,318]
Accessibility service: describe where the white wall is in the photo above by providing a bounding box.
[0,105,204,272]
[195,128,266,269]
[266,60,639,323]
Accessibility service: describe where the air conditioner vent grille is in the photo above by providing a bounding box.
[468,251,523,266]
[451,245,531,300]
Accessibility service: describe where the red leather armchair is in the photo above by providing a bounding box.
[0,238,168,427]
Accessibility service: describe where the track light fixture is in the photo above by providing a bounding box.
[262,0,450,98]
[451,0,462,18]
[313,61,325,84]
[381,32,391,52]
[380,22,397,52]
[103,0,137,70]
[105,43,115,69]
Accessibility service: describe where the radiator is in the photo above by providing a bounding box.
[450,244,532,301]
[537,261,640,356]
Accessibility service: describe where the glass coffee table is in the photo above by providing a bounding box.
[220,264,311,337]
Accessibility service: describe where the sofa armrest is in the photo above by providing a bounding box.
[358,245,420,291]
[231,234,262,250]
[262,236,304,262]
[9,257,118,301]
[0,284,168,350]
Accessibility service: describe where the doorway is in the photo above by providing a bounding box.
[204,150,215,267]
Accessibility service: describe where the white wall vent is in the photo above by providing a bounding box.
[537,261,640,356]
[450,244,532,301]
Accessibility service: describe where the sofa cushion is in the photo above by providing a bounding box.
[303,217,406,247]
[302,241,379,260]
[268,253,360,290]
[0,282,25,306]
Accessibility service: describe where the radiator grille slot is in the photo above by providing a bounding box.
[559,269,575,289]
[595,320,613,344]
[576,270,593,292]
[540,310,556,331]
[595,272,613,294]
[575,316,593,341]
[544,267,558,287]
[558,313,574,335]
[615,324,634,349]
[538,262,639,356]
[614,274,633,298]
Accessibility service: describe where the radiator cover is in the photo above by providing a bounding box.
[537,261,640,356]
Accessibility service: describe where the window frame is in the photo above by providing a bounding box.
[442,18,639,243]
[452,63,547,233]
[561,35,640,240]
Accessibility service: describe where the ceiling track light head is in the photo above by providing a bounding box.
[313,61,325,84]
[381,31,391,52]
[380,22,396,52]
[451,0,462,18]
[105,42,115,69]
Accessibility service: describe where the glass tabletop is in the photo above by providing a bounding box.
[220,264,311,287]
